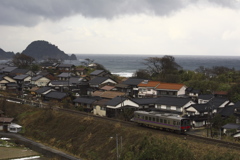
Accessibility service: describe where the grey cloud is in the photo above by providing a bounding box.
[0,0,239,26]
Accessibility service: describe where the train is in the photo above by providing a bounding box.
[133,110,191,133]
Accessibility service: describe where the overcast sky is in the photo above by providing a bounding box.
[1,0,240,56]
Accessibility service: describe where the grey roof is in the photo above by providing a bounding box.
[2,67,17,72]
[32,75,43,81]
[188,103,209,113]
[222,123,240,130]
[133,98,158,105]
[89,77,109,85]
[0,64,9,70]
[218,105,236,117]
[210,97,229,109]
[106,96,128,106]
[198,94,213,100]
[35,87,52,94]
[10,68,29,74]
[69,77,83,85]
[90,70,104,76]
[115,83,130,88]
[155,96,192,107]
[0,74,6,80]
[6,83,18,87]
[73,97,96,104]
[57,72,71,78]
[45,91,67,100]
[122,78,144,86]
[49,80,69,86]
[13,74,30,80]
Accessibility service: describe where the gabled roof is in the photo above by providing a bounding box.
[155,96,192,107]
[35,87,52,94]
[90,70,105,76]
[0,117,14,123]
[101,85,115,91]
[13,74,30,80]
[45,91,67,100]
[222,123,240,130]
[138,80,160,87]
[32,75,44,81]
[2,67,17,72]
[93,99,110,106]
[57,72,71,78]
[133,98,158,105]
[73,97,96,104]
[156,83,185,90]
[10,68,29,74]
[218,105,236,117]
[210,97,229,109]
[122,78,144,86]
[89,77,113,85]
[92,91,125,99]
[106,96,128,106]
[48,80,69,86]
[115,83,130,88]
[187,103,209,113]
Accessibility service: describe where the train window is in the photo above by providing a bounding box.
[164,119,167,123]
[153,117,155,121]
[168,120,170,124]
[149,117,152,121]
[160,119,163,123]
[156,117,159,122]
[173,121,176,125]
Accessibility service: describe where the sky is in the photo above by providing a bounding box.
[1,0,240,56]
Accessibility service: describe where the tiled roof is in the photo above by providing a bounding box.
[198,94,213,100]
[122,78,144,86]
[222,123,240,130]
[89,77,111,85]
[10,68,29,74]
[106,96,128,106]
[101,85,115,91]
[32,75,43,81]
[57,72,71,78]
[13,74,30,80]
[90,70,104,76]
[138,80,160,87]
[35,87,52,94]
[2,67,17,72]
[155,96,192,107]
[187,103,209,113]
[93,99,110,106]
[133,98,158,105]
[92,91,125,99]
[45,91,67,100]
[0,117,14,123]
[156,83,185,90]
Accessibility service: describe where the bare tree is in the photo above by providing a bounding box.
[12,53,35,68]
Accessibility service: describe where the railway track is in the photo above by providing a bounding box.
[58,108,240,150]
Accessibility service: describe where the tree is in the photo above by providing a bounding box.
[133,69,151,79]
[81,58,95,67]
[228,83,240,102]
[12,53,35,68]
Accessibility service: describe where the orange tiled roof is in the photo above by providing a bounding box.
[138,81,160,87]
[156,83,185,90]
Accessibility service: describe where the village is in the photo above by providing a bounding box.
[0,61,240,139]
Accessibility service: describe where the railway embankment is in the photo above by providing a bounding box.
[3,103,240,160]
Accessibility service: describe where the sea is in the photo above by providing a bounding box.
[1,54,240,77]
[65,54,240,77]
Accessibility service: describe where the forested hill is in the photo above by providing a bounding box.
[22,40,77,60]
[0,48,15,59]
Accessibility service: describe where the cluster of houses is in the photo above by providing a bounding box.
[0,62,240,135]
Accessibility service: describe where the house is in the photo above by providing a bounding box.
[106,96,139,119]
[93,99,110,116]
[9,68,33,77]
[114,83,132,96]
[44,91,68,102]
[198,94,213,104]
[121,78,144,97]
[48,80,69,91]
[222,123,240,135]
[39,62,59,70]
[73,97,99,112]
[133,98,158,110]
[57,64,75,72]
[100,85,115,91]
[57,72,71,81]
[35,86,53,97]
[8,123,22,133]
[137,80,160,98]
[185,103,210,127]
[0,75,16,90]
[75,67,87,76]
[31,75,51,87]
[0,117,14,132]
[1,67,17,75]
[154,96,195,115]
[37,70,56,80]
[156,83,187,97]
[89,77,117,88]
[185,87,201,101]
[92,91,125,99]
[13,74,31,85]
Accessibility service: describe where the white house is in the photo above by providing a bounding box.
[137,80,160,98]
[156,83,187,97]
[31,75,51,87]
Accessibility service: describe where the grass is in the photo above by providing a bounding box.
[5,104,240,160]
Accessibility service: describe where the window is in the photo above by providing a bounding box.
[173,121,176,125]
[156,117,159,122]
[164,119,167,123]
[160,119,163,123]
[153,117,155,122]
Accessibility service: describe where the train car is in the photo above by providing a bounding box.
[133,111,191,133]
